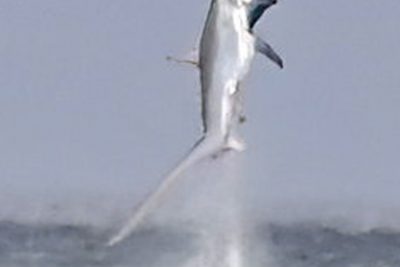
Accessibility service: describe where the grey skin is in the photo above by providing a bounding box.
[107,0,282,246]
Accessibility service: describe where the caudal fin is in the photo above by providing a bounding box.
[107,135,228,246]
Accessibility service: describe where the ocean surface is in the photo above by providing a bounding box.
[1,221,400,267]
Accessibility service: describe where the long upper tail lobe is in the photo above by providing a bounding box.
[107,134,240,246]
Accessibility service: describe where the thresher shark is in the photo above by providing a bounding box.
[108,0,283,246]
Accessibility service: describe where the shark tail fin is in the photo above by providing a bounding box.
[107,135,228,246]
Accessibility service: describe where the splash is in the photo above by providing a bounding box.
[108,150,248,267]
[181,153,246,267]
[221,153,245,267]
[224,227,244,267]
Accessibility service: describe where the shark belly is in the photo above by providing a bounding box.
[199,0,255,142]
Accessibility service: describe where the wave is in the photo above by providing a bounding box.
[1,220,400,267]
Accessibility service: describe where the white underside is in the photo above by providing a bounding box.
[200,0,255,144]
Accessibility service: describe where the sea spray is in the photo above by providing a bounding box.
[180,152,247,267]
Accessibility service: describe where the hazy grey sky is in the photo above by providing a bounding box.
[1,1,399,225]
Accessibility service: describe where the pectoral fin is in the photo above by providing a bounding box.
[256,37,283,69]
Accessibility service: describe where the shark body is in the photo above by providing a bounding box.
[107,0,282,246]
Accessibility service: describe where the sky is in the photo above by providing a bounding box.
[0,0,399,227]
